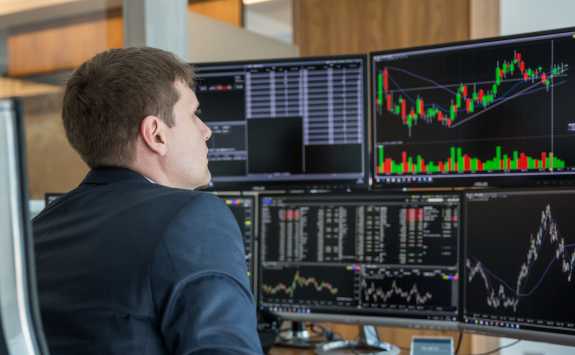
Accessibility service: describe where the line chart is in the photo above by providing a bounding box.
[360,267,456,310]
[361,280,433,305]
[466,204,575,312]
[261,270,339,297]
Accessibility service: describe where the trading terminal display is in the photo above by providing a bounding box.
[372,28,575,188]
[194,56,367,188]
[258,193,461,323]
[218,195,257,286]
[463,189,575,337]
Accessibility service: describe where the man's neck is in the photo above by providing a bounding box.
[124,160,171,187]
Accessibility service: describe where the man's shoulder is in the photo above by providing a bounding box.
[84,181,219,206]
[118,186,232,230]
[163,190,233,226]
[154,190,245,281]
[36,182,224,229]
[144,187,225,212]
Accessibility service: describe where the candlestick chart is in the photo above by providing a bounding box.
[375,52,567,132]
[372,33,575,186]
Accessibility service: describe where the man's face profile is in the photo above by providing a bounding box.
[163,80,212,189]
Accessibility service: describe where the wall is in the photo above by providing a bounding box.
[189,0,243,27]
[244,0,292,44]
[470,0,500,39]
[500,0,575,36]
[23,93,88,199]
[5,0,246,77]
[188,11,298,63]
[7,11,123,76]
[293,0,474,56]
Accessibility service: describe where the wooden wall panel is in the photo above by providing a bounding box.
[6,0,242,77]
[0,77,60,99]
[470,0,500,39]
[189,0,243,27]
[23,93,88,199]
[7,14,123,77]
[293,0,471,56]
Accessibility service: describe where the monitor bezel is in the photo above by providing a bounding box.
[0,98,50,353]
[275,311,459,331]
[369,26,575,190]
[212,191,258,295]
[460,187,575,346]
[256,190,462,331]
[191,54,370,192]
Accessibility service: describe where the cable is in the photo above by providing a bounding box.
[461,339,522,355]
[455,330,464,354]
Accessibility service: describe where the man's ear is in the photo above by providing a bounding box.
[140,115,168,156]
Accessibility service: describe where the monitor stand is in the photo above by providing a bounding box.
[275,321,329,348]
[315,325,400,355]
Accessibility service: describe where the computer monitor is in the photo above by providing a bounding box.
[215,193,257,290]
[0,98,49,354]
[462,188,575,346]
[371,27,575,189]
[193,55,368,190]
[257,192,461,329]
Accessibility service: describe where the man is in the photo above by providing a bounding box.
[33,47,263,355]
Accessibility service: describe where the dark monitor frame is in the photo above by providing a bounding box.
[460,187,575,346]
[370,26,575,190]
[0,98,49,354]
[192,54,370,192]
[213,192,259,296]
[256,191,461,331]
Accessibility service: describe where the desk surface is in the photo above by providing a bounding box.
[266,323,471,354]
[269,348,313,355]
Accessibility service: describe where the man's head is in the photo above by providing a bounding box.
[62,47,212,189]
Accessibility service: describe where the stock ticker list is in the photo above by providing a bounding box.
[259,194,461,321]
[195,58,366,184]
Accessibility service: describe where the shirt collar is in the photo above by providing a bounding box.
[81,167,152,186]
